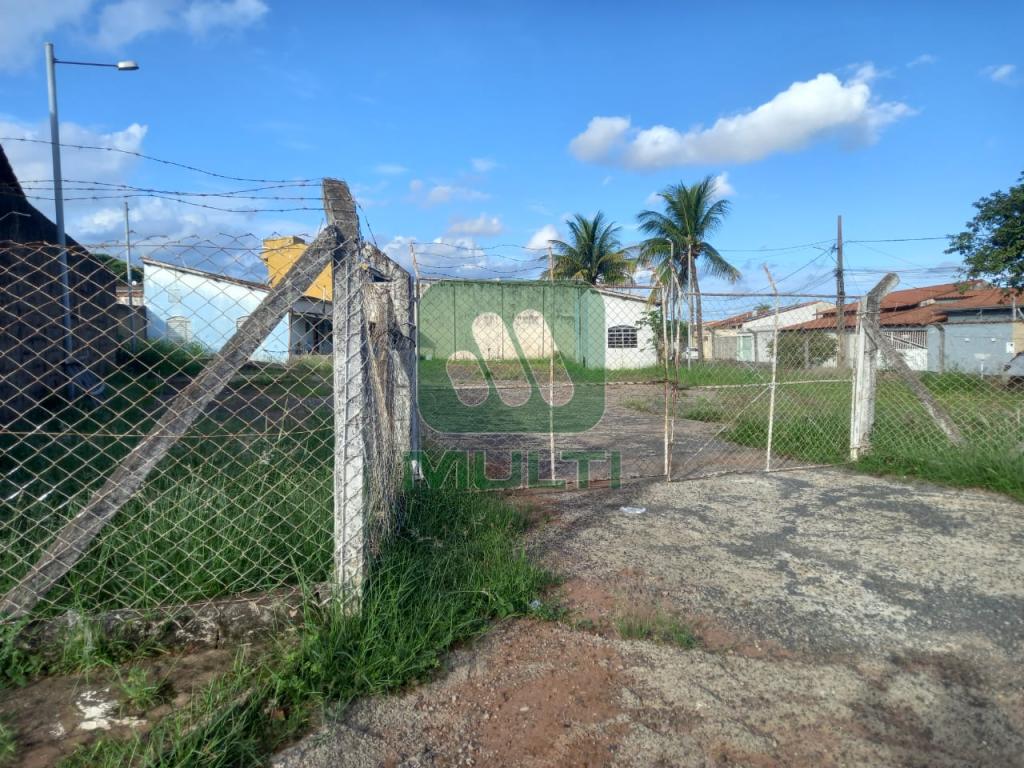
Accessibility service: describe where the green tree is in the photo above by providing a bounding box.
[547,212,634,285]
[769,331,837,369]
[93,252,143,283]
[636,176,740,361]
[946,171,1024,290]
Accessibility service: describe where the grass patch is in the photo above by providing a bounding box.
[56,486,548,767]
[0,720,15,768]
[676,367,1024,500]
[122,339,209,378]
[117,667,172,715]
[1,352,336,619]
[615,612,697,648]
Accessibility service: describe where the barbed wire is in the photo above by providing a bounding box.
[0,135,319,183]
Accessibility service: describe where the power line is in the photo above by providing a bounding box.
[0,135,319,184]
[845,236,948,243]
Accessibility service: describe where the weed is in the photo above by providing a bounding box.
[0,621,43,687]
[615,612,697,648]
[117,667,172,714]
[528,600,568,622]
[57,487,547,767]
[573,617,598,633]
[0,720,15,767]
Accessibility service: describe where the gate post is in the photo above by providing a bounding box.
[324,180,368,610]
[849,273,898,460]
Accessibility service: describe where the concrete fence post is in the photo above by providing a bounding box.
[323,180,368,609]
[849,273,898,460]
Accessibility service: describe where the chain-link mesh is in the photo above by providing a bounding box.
[854,282,1024,482]
[0,229,411,624]
[672,292,858,479]
[416,279,665,487]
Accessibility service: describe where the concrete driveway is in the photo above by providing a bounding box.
[275,469,1024,767]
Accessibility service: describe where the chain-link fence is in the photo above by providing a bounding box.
[849,274,1024,492]
[414,272,1024,493]
[415,278,667,486]
[0,179,412,629]
[667,290,859,479]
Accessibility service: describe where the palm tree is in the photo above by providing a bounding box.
[637,176,739,361]
[546,212,634,285]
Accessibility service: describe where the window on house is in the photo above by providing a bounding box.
[167,316,192,344]
[607,324,638,349]
[167,286,183,303]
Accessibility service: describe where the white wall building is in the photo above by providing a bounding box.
[704,301,835,364]
[597,289,658,370]
[142,258,291,363]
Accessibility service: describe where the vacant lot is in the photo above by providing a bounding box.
[276,469,1024,767]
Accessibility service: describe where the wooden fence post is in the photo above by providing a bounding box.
[849,273,898,460]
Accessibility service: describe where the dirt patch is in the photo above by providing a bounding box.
[276,470,1024,768]
[0,648,237,767]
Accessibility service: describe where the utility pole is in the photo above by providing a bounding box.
[124,200,137,353]
[835,215,846,368]
[547,244,556,482]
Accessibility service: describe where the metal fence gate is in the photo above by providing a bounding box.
[413,277,863,488]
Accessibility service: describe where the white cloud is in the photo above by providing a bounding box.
[569,68,914,169]
[374,163,408,175]
[601,175,613,186]
[568,116,631,163]
[448,213,503,237]
[471,157,497,173]
[411,182,488,206]
[92,0,266,49]
[0,0,268,66]
[426,185,455,205]
[183,0,267,36]
[526,224,561,250]
[0,117,305,256]
[907,53,937,68]
[93,0,176,48]
[644,191,660,206]
[711,172,735,197]
[0,0,93,71]
[0,118,147,192]
[383,235,487,274]
[982,64,1016,84]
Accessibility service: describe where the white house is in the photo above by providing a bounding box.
[596,288,659,370]
[142,258,291,363]
[703,301,835,363]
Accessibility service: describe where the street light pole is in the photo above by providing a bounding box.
[45,43,75,375]
[44,42,139,396]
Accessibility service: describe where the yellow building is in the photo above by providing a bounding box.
[261,235,332,302]
[260,236,333,355]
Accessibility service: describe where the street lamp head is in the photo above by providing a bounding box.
[116,60,139,71]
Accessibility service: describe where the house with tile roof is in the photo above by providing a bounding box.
[702,300,835,363]
[781,282,1024,373]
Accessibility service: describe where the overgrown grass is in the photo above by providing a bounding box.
[117,667,172,715]
[615,612,697,648]
[55,487,548,767]
[0,719,15,767]
[122,339,209,378]
[0,353,337,620]
[674,367,1024,500]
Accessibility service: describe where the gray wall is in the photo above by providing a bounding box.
[929,318,1016,375]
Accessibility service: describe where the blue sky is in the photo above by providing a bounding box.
[1,0,1021,295]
